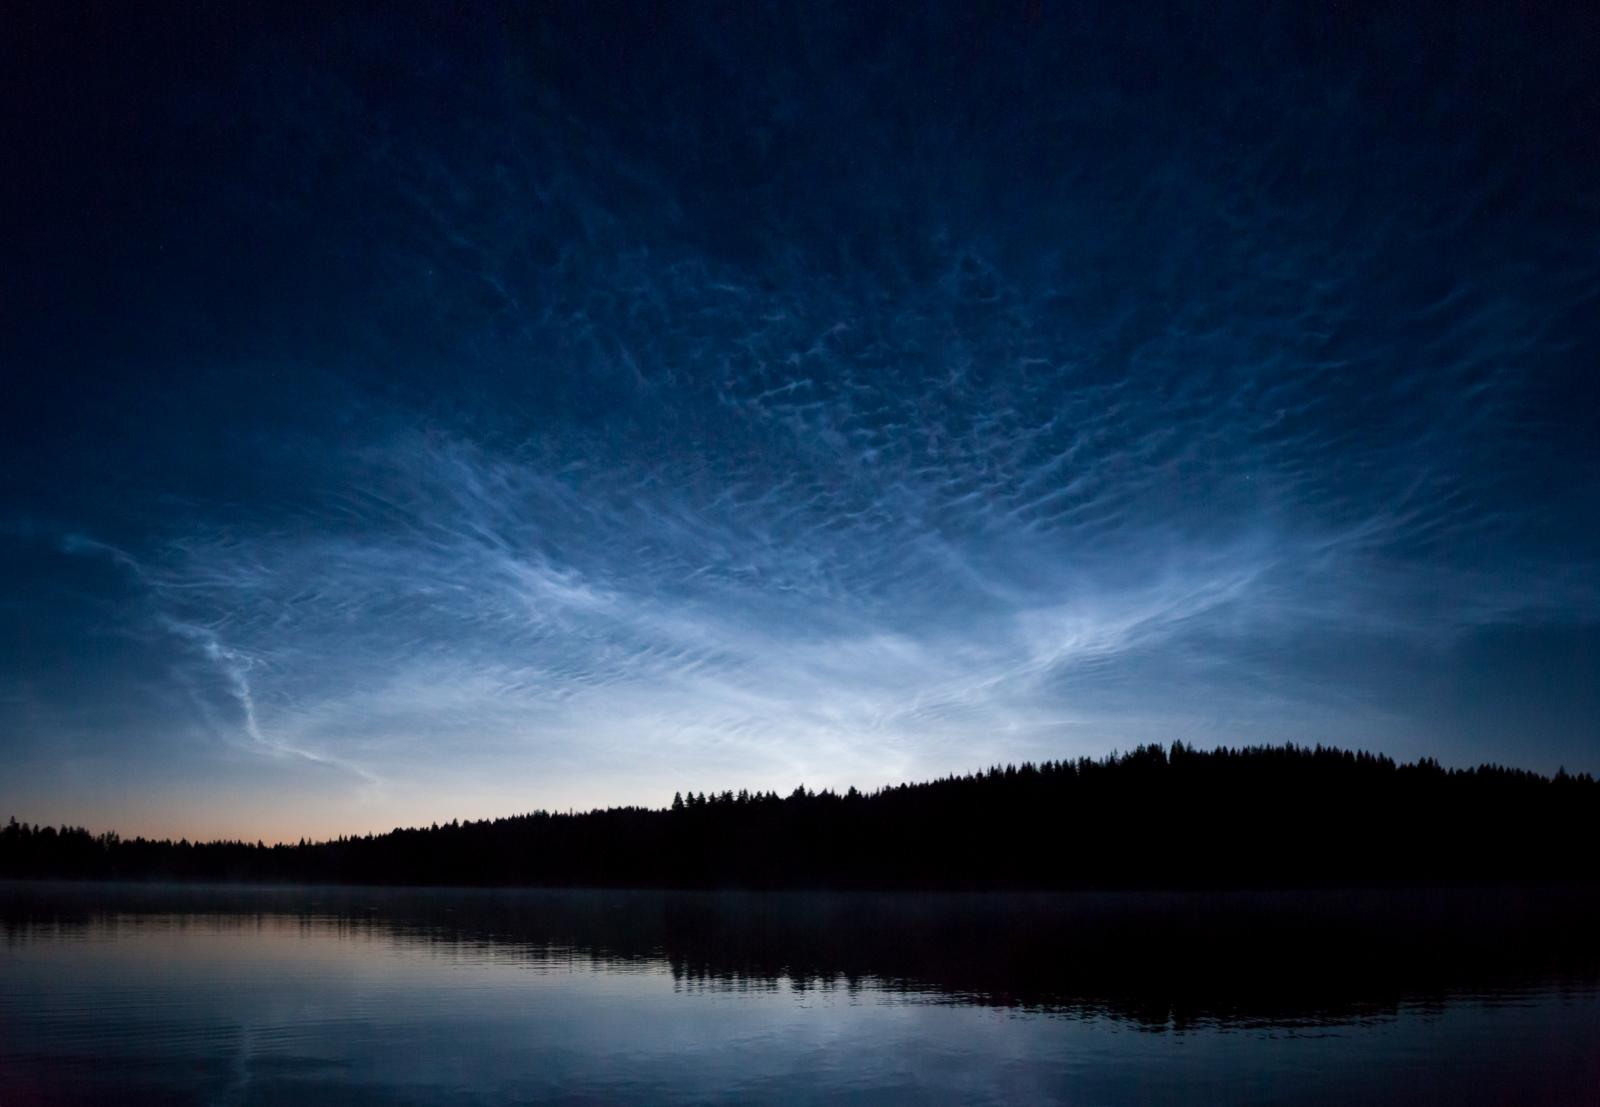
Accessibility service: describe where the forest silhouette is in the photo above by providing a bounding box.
[4,743,1596,888]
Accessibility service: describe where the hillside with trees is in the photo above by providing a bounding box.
[4,743,1596,888]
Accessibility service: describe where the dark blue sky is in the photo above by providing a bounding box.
[4,3,1598,838]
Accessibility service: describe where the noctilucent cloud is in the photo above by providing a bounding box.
[4,5,1598,840]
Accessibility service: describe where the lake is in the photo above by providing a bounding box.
[3,883,1598,1104]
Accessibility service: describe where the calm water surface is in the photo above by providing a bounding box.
[3,883,1598,1105]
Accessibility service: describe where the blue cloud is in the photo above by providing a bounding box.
[2,4,1597,836]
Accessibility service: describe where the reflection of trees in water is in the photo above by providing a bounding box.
[6,884,1599,1030]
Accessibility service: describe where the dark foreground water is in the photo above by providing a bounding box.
[3,884,1599,1105]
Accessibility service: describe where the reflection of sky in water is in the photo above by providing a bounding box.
[4,6,1599,840]
[3,897,1599,1105]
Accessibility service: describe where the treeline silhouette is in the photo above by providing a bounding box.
[4,743,1597,888]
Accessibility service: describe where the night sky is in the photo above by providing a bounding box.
[4,4,1598,840]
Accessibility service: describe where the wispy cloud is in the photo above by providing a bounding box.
[3,4,1597,833]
